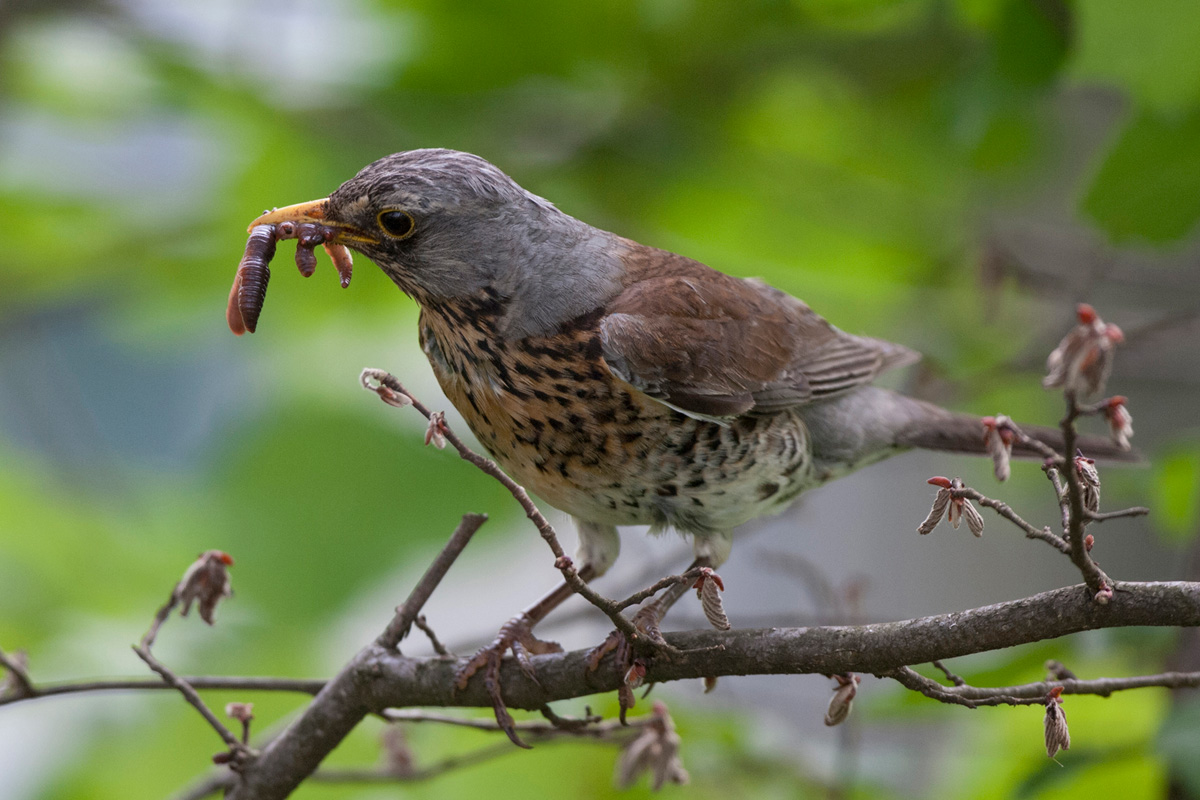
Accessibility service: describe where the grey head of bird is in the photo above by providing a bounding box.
[312,148,628,336]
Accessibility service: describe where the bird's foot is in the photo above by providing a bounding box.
[585,569,730,720]
[454,615,563,748]
[584,602,668,722]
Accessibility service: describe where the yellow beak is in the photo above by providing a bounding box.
[249,199,380,245]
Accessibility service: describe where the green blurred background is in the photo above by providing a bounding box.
[2,0,1199,797]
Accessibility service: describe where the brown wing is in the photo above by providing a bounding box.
[598,251,918,420]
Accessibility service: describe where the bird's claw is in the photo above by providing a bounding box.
[585,602,668,722]
[455,615,562,748]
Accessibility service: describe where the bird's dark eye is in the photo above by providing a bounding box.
[377,209,415,239]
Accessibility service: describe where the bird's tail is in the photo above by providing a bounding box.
[893,394,1139,463]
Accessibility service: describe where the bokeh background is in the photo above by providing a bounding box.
[2,0,1199,797]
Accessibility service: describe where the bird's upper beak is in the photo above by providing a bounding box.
[249,199,380,245]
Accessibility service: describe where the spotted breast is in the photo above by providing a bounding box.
[417,285,814,541]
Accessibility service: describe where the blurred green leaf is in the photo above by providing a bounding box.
[1081,107,1200,243]
[1070,0,1200,114]
[1151,445,1200,544]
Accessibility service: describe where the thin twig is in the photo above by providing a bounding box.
[361,369,644,644]
[887,665,1200,707]
[142,590,181,650]
[0,675,324,709]
[931,660,966,686]
[953,487,1070,553]
[538,703,604,731]
[413,615,454,657]
[1060,393,1112,592]
[313,716,644,784]
[381,707,637,737]
[613,568,706,612]
[885,666,1045,707]
[1086,506,1151,523]
[1008,422,1063,463]
[378,513,489,650]
[132,645,247,754]
[1044,465,1072,534]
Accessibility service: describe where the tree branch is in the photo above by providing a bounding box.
[378,513,489,650]
[224,579,1200,799]
[0,675,324,710]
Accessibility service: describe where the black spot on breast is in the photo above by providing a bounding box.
[583,335,604,361]
[757,482,780,501]
[673,429,699,458]
[655,484,678,497]
[462,390,483,417]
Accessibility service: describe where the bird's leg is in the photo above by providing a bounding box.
[454,564,597,748]
[585,556,719,720]
[632,555,715,636]
[586,556,711,663]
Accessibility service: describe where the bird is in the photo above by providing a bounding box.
[245,148,1133,739]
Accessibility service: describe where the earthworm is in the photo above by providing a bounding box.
[226,220,352,335]
[295,223,325,278]
[324,242,353,288]
[227,224,277,335]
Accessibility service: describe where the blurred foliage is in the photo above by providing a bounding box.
[1,0,1198,798]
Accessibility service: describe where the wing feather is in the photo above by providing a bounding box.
[598,249,918,419]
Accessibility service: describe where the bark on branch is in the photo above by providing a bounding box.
[225,579,1200,799]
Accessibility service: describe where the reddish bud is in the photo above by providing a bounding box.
[225,702,254,723]
[1045,305,1122,397]
[927,476,953,489]
[1044,689,1071,758]
[824,674,860,727]
[624,660,648,690]
[692,566,724,592]
[175,550,234,626]
[424,411,448,449]
[614,700,688,790]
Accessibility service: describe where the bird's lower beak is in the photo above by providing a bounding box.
[248,199,380,245]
